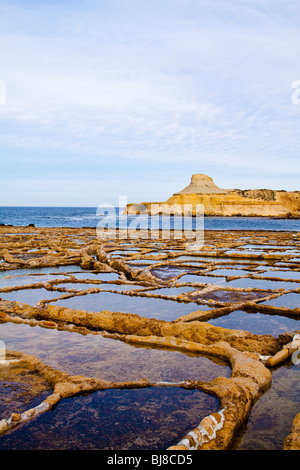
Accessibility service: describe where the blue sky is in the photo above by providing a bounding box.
[0,0,299,206]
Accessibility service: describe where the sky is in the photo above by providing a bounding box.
[0,0,300,206]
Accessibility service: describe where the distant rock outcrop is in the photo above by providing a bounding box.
[175,174,229,195]
[125,174,300,217]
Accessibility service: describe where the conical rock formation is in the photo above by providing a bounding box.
[175,174,229,195]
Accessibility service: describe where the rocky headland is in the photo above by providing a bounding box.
[125,174,300,217]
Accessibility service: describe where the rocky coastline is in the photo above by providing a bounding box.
[125,174,300,218]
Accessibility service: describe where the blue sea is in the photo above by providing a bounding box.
[0,206,299,231]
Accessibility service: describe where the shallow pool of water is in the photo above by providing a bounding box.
[50,291,200,321]
[0,266,89,278]
[54,281,145,292]
[178,273,227,284]
[260,293,300,309]
[0,288,64,304]
[126,259,161,264]
[0,274,68,288]
[69,272,120,281]
[141,286,196,296]
[226,277,298,290]
[256,270,300,280]
[0,387,220,450]
[194,289,271,304]
[0,322,231,383]
[209,268,251,276]
[150,266,197,280]
[208,309,299,336]
[233,361,300,450]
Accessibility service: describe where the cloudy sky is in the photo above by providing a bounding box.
[0,0,299,206]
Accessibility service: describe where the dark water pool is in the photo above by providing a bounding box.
[0,387,219,450]
[233,361,300,450]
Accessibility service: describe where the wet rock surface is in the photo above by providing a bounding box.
[0,225,299,450]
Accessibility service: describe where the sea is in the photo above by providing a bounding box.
[0,206,299,232]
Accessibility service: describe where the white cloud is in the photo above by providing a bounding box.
[0,0,299,205]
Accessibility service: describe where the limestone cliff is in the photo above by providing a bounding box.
[125,174,300,217]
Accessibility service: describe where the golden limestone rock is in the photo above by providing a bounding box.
[283,413,300,450]
[125,174,300,217]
